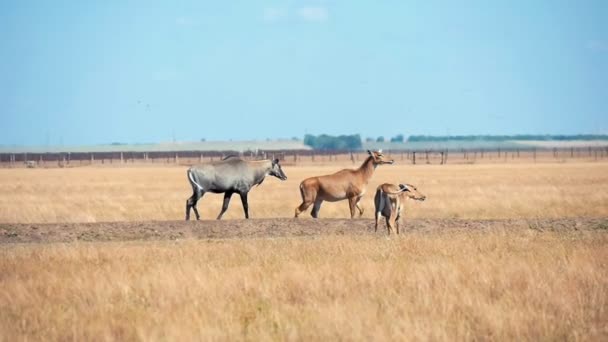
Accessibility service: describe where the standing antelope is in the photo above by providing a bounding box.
[295,150,394,218]
[374,183,426,234]
[186,156,287,220]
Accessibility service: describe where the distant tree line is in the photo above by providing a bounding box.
[407,134,608,142]
[303,134,362,150]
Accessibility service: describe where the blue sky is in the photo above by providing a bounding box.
[1,0,607,145]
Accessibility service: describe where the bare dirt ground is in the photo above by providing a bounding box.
[1,217,606,244]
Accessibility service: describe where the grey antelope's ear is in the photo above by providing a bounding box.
[272,158,280,166]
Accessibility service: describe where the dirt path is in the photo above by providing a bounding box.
[1,218,606,244]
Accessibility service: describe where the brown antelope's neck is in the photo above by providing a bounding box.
[357,156,376,182]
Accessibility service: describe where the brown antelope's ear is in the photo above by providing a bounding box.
[367,150,372,155]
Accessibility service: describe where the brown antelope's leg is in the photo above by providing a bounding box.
[311,199,323,218]
[295,200,313,218]
[355,196,364,217]
[389,211,398,234]
[385,216,392,235]
[295,186,315,218]
[216,191,233,220]
[348,197,357,218]
[396,211,401,234]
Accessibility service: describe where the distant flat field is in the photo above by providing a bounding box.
[0,162,607,223]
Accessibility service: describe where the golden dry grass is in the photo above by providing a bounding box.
[1,162,607,223]
[1,229,607,341]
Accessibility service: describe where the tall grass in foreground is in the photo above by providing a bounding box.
[1,229,607,341]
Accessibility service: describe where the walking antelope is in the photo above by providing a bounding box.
[185,156,287,220]
[295,150,394,218]
[374,183,426,234]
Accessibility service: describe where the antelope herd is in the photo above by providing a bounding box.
[185,150,424,234]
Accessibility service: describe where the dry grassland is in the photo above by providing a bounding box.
[1,229,607,341]
[2,162,607,341]
[1,162,607,223]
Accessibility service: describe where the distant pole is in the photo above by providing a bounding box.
[412,152,416,165]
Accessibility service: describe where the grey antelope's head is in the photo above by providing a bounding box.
[368,150,394,165]
[270,159,288,180]
[398,184,426,201]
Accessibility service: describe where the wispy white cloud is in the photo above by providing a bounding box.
[263,7,287,22]
[586,40,608,52]
[297,6,329,22]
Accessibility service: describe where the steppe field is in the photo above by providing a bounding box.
[1,161,608,340]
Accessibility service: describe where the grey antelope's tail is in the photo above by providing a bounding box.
[187,169,204,191]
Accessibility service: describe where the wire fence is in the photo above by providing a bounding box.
[1,146,608,168]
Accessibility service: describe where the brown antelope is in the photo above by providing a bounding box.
[374,183,426,234]
[295,150,394,218]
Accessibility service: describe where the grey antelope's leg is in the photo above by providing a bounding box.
[217,191,234,220]
[239,192,250,219]
[311,199,323,218]
[186,189,204,221]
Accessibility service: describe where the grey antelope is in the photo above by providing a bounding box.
[185,156,287,220]
[295,150,394,218]
[374,183,426,234]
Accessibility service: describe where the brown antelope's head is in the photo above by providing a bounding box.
[398,184,426,201]
[270,159,288,180]
[367,150,394,165]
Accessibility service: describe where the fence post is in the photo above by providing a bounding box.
[412,152,416,165]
